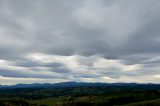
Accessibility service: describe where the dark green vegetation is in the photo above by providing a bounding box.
[0,83,160,106]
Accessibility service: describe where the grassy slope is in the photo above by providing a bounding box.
[28,97,62,106]
[1,96,160,106]
[28,94,160,106]
[121,98,160,106]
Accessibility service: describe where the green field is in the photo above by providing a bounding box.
[0,86,160,106]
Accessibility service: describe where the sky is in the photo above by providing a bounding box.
[0,0,160,85]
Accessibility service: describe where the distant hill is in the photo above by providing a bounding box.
[0,82,160,89]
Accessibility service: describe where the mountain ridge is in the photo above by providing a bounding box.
[0,81,160,89]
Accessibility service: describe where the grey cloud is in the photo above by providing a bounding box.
[0,69,29,78]
[12,59,63,68]
[0,0,160,84]
[50,67,71,73]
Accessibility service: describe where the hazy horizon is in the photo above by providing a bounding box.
[0,0,160,85]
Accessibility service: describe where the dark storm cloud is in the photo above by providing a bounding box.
[0,0,160,84]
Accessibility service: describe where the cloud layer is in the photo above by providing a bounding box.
[0,0,160,85]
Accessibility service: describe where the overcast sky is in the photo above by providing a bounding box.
[0,0,160,85]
